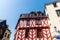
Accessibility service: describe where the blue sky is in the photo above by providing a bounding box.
[0,0,56,40]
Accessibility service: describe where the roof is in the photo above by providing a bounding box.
[0,19,6,23]
[44,1,60,8]
[15,11,47,29]
[20,11,46,18]
[0,19,8,28]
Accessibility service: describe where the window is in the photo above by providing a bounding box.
[56,10,60,17]
[37,29,41,37]
[27,20,30,25]
[53,3,57,7]
[4,33,7,37]
[7,34,10,38]
[36,20,40,25]
[25,29,29,38]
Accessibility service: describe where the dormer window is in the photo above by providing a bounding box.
[37,11,43,16]
[30,12,36,17]
[20,14,25,18]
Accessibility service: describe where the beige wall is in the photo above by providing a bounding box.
[57,0,60,2]
[2,29,11,40]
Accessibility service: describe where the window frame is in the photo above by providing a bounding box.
[56,10,60,17]
[36,20,40,25]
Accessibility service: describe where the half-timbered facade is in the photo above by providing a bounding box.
[14,11,52,40]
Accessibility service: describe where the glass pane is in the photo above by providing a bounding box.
[36,20,40,25]
[56,10,60,17]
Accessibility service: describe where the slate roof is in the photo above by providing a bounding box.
[20,11,46,18]
[0,19,8,28]
[0,20,5,23]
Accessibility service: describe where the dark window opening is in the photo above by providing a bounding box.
[36,20,40,25]
[37,12,42,16]
[4,33,7,37]
[56,10,60,17]
[25,29,29,38]
[7,34,10,38]
[53,3,57,7]
[37,29,41,37]
[18,36,19,39]
[3,39,5,40]
[27,20,30,25]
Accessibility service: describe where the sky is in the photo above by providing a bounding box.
[0,0,56,40]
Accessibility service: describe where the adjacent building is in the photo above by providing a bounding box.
[2,28,11,40]
[0,19,11,40]
[45,1,60,40]
[14,11,52,40]
[57,0,60,2]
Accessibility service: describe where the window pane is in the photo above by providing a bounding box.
[56,10,60,17]
[36,20,40,25]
